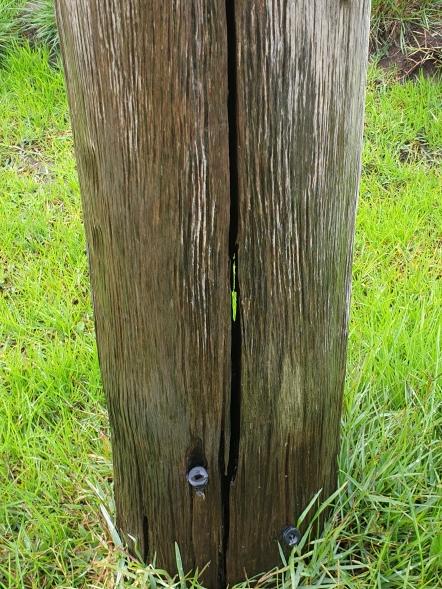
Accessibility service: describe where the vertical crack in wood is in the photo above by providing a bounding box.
[135,458,149,563]
[142,515,149,563]
[226,0,241,488]
[220,1,241,586]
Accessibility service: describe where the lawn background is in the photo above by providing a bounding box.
[0,2,441,588]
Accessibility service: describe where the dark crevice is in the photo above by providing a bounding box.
[228,254,241,484]
[135,457,149,563]
[220,1,241,587]
[133,448,149,563]
[186,438,207,471]
[226,0,240,485]
[142,515,149,563]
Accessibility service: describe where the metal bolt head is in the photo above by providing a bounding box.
[282,525,301,547]
[187,466,209,489]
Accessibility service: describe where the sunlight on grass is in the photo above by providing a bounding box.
[347,66,442,407]
[0,46,441,587]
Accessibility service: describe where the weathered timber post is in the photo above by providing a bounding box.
[56,1,370,587]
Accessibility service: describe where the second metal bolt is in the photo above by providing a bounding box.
[282,525,301,547]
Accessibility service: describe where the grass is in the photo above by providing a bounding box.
[371,0,441,34]
[20,1,58,53]
[0,42,441,589]
[370,0,442,73]
[370,0,442,43]
[0,0,57,56]
[0,1,20,54]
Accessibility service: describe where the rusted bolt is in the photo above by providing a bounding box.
[187,466,209,489]
[281,525,301,547]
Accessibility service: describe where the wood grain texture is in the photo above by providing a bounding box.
[227,0,371,581]
[57,0,371,585]
[55,2,231,585]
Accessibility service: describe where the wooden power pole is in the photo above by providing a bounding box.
[56,1,370,586]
